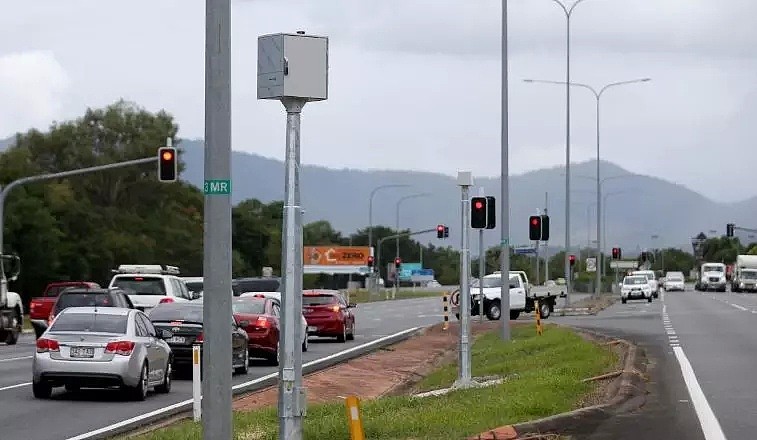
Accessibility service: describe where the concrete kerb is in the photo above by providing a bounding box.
[106,326,426,440]
[468,327,648,440]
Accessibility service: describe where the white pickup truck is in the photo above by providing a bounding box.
[454,271,564,321]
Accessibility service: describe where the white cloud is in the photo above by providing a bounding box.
[0,51,70,135]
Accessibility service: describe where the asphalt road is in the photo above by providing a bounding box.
[0,297,444,440]
[555,287,757,440]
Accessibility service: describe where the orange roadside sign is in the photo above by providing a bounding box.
[304,246,370,266]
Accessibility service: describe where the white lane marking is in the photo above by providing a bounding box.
[0,355,32,363]
[729,303,748,311]
[0,382,31,392]
[64,326,422,440]
[672,346,728,440]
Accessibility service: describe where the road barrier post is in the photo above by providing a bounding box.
[442,293,449,331]
[345,395,365,440]
[535,300,543,336]
[192,344,202,421]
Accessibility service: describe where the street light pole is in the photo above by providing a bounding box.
[368,184,410,291]
[394,193,431,298]
[524,77,651,298]
[501,0,511,342]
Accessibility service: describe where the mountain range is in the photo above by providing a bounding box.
[3,136,756,254]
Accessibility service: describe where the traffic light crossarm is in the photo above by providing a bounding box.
[374,227,440,276]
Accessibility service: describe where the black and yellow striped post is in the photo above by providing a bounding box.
[535,300,543,336]
[442,292,449,331]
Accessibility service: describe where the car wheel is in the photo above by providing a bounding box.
[32,382,52,399]
[346,322,355,341]
[269,343,280,366]
[621,298,627,304]
[129,362,148,401]
[156,358,172,393]
[5,309,21,345]
[337,324,347,343]
[648,296,652,302]
[485,300,501,320]
[539,302,551,320]
[235,348,249,375]
[509,310,520,320]
[302,334,308,352]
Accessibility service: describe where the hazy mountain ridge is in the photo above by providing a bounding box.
[0,136,751,251]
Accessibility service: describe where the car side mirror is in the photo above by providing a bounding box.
[238,320,250,328]
[348,303,356,308]
[160,329,173,339]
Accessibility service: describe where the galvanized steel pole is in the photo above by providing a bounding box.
[456,177,472,386]
[202,0,233,438]
[500,0,511,341]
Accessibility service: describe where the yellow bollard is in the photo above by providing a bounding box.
[345,395,365,440]
[535,300,543,336]
[442,293,449,331]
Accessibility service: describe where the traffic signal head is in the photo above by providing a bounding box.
[641,252,648,262]
[158,147,177,182]
[437,224,445,239]
[540,215,550,241]
[444,226,449,238]
[569,254,576,266]
[471,197,487,229]
[485,196,496,229]
[394,257,401,269]
[367,256,374,267]
[727,223,735,237]
[529,216,542,241]
[612,247,621,259]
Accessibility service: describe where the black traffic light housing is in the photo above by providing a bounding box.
[394,257,401,269]
[367,256,374,267]
[485,196,496,229]
[437,225,445,239]
[529,216,542,241]
[727,223,735,237]
[444,226,449,238]
[612,247,621,259]
[158,147,177,182]
[471,197,487,229]
[540,215,550,241]
[569,254,576,267]
[640,252,648,262]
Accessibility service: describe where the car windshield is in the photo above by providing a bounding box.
[185,281,203,294]
[50,312,128,334]
[149,305,203,323]
[232,300,266,314]
[111,276,166,295]
[625,277,647,285]
[703,265,724,273]
[742,271,757,279]
[303,294,338,306]
[478,276,519,288]
[233,279,280,293]
[667,276,683,282]
[54,292,114,315]
[634,272,655,280]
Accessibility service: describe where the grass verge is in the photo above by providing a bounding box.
[345,288,448,304]
[23,314,32,332]
[132,324,616,440]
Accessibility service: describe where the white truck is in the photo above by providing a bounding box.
[731,255,757,293]
[695,262,727,292]
[454,271,564,321]
[0,255,24,345]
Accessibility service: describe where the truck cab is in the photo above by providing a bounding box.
[696,262,727,292]
[29,281,100,338]
[731,255,757,293]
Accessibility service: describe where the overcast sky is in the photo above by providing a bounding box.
[1,0,755,202]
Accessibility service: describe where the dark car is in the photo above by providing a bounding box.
[232,277,281,296]
[42,288,135,335]
[148,302,249,374]
[232,297,280,365]
[302,290,356,342]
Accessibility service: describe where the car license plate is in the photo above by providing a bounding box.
[307,326,317,332]
[70,347,94,358]
[167,336,186,344]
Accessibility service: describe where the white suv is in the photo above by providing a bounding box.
[631,270,659,298]
[109,264,194,312]
[620,275,653,303]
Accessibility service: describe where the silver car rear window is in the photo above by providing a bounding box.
[50,312,128,334]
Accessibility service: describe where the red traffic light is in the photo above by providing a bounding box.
[162,150,173,161]
[437,225,444,231]
[394,257,401,264]
[569,254,576,265]
[474,201,484,210]
[531,218,539,226]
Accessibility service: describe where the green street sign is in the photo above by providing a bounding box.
[204,179,231,195]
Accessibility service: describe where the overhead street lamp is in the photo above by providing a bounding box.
[602,190,632,277]
[368,184,410,289]
[395,193,432,258]
[525,77,651,299]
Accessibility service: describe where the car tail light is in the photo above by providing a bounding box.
[331,305,341,313]
[105,341,135,356]
[36,338,60,353]
[195,332,204,343]
[159,297,175,304]
[256,316,271,328]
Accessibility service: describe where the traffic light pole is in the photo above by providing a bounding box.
[478,229,484,322]
[375,227,439,291]
[0,156,158,309]
[455,171,473,388]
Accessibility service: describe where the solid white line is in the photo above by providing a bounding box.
[0,382,31,392]
[0,355,32,363]
[729,303,748,311]
[672,346,727,440]
[64,326,422,440]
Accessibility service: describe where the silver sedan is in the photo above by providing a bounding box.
[32,306,174,400]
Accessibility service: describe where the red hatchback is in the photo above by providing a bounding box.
[302,290,356,342]
[232,297,280,365]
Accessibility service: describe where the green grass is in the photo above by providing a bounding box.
[344,288,449,304]
[23,314,32,332]
[133,325,616,440]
